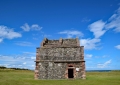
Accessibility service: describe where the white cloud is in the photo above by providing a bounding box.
[84,7,120,50]
[81,38,101,50]
[31,24,42,30]
[15,41,34,46]
[85,54,92,59]
[108,14,117,21]
[115,45,120,49]
[97,60,111,68]
[31,65,35,67]
[0,38,3,43]
[58,7,120,50]
[0,54,35,70]
[102,55,109,58]
[42,34,51,38]
[59,30,83,38]
[23,62,26,65]
[20,23,30,31]
[58,21,105,50]
[21,23,42,32]
[0,25,22,43]
[22,52,36,55]
[88,20,106,38]
[106,7,120,32]
[80,20,106,50]
[58,29,101,50]
[0,55,15,61]
[18,65,22,67]
[31,57,36,60]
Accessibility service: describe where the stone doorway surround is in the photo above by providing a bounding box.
[67,64,75,79]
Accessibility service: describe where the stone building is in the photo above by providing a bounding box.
[34,38,86,79]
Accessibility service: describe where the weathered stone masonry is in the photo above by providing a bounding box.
[34,38,86,79]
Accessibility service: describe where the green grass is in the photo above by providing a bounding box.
[0,69,120,85]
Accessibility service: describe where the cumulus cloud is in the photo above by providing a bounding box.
[81,38,101,50]
[106,7,120,32]
[83,7,120,50]
[0,25,22,43]
[21,23,42,31]
[97,60,111,68]
[59,30,83,38]
[88,20,106,38]
[80,19,106,50]
[88,7,120,33]
[115,45,120,49]
[58,7,120,50]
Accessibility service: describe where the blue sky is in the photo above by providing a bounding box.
[0,0,120,70]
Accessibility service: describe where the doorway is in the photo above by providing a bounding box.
[68,68,74,78]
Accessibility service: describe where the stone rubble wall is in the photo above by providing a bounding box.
[38,62,85,79]
[34,38,86,79]
[39,47,82,60]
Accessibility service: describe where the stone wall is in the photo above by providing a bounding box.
[39,47,81,60]
[37,61,85,79]
[34,38,86,79]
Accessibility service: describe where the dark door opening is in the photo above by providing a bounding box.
[68,69,74,78]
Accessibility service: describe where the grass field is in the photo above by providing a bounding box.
[0,70,120,85]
